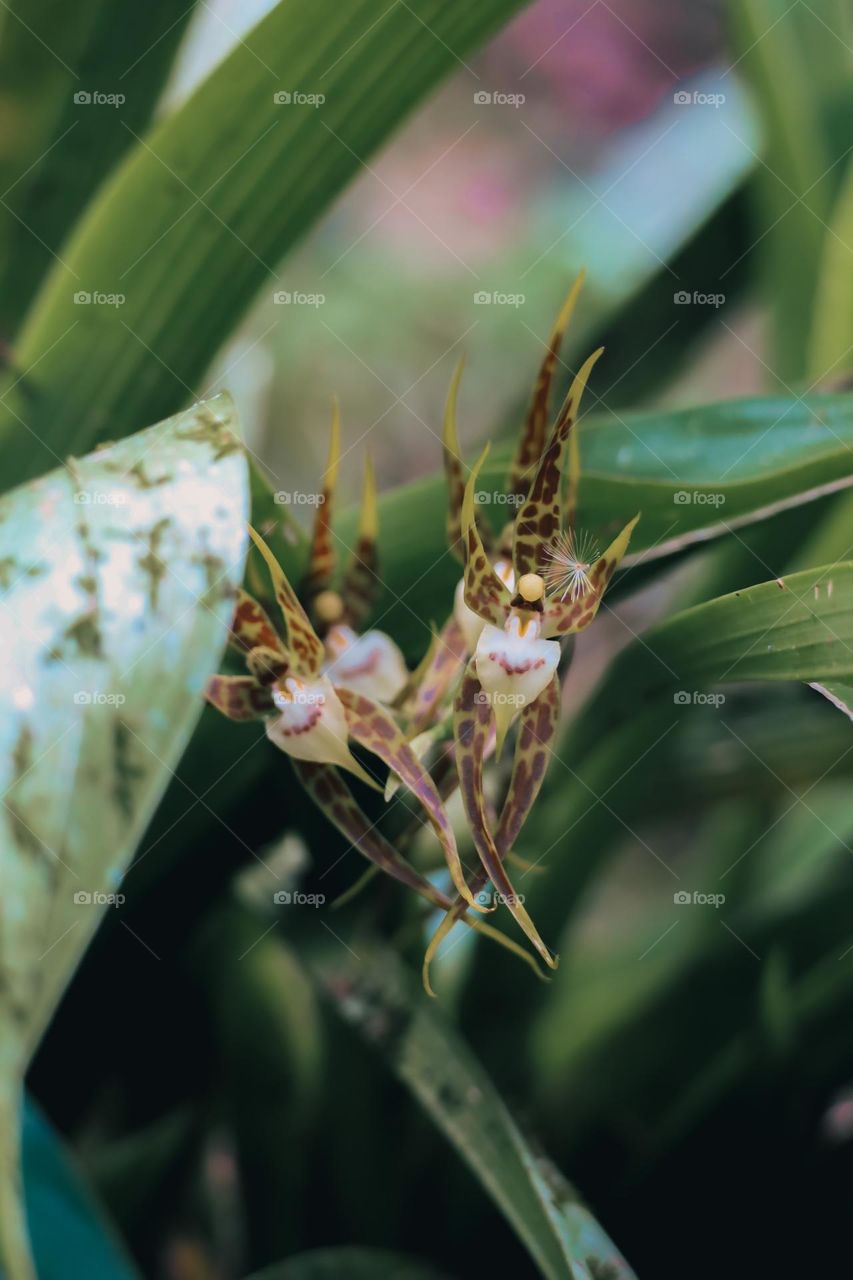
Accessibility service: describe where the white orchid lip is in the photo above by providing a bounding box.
[475,615,560,753]
[266,673,375,787]
[454,557,516,650]
[323,623,408,702]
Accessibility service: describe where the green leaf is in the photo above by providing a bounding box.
[809,160,853,383]
[310,943,637,1280]
[572,562,853,749]
[0,393,248,1279]
[532,785,853,1138]
[17,1097,140,1280]
[247,1249,454,1280]
[0,0,199,337]
[191,900,325,1265]
[725,0,832,379]
[810,679,853,720]
[0,0,530,487]
[510,566,853,945]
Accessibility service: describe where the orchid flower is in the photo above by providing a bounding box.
[299,404,408,704]
[445,347,640,970]
[407,274,588,740]
[206,526,484,913]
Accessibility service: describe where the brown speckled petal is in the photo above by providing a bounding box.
[453,660,557,969]
[423,679,559,988]
[205,674,274,721]
[341,451,380,628]
[512,346,603,579]
[404,616,468,734]
[300,401,340,604]
[336,686,482,912]
[248,526,325,677]
[507,272,585,504]
[228,588,284,656]
[542,513,639,638]
[290,758,444,898]
[461,448,513,626]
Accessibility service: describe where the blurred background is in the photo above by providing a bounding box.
[10,0,853,1278]
[189,0,760,498]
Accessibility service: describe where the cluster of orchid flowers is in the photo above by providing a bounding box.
[206,276,638,993]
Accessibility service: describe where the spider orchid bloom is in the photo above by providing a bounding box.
[300,405,408,704]
[408,274,587,738]
[449,348,640,968]
[206,527,483,912]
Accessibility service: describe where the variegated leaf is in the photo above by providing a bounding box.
[0,394,248,1280]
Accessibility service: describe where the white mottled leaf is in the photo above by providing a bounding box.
[0,392,248,1279]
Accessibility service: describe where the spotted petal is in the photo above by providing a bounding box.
[496,672,560,852]
[292,760,546,997]
[205,674,275,721]
[542,513,640,637]
[461,447,513,626]
[405,615,468,734]
[300,400,340,604]
[228,588,283,657]
[341,452,380,627]
[506,272,585,504]
[512,346,603,579]
[424,675,560,986]
[291,758,446,904]
[336,687,482,912]
[453,661,557,968]
[248,526,325,677]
